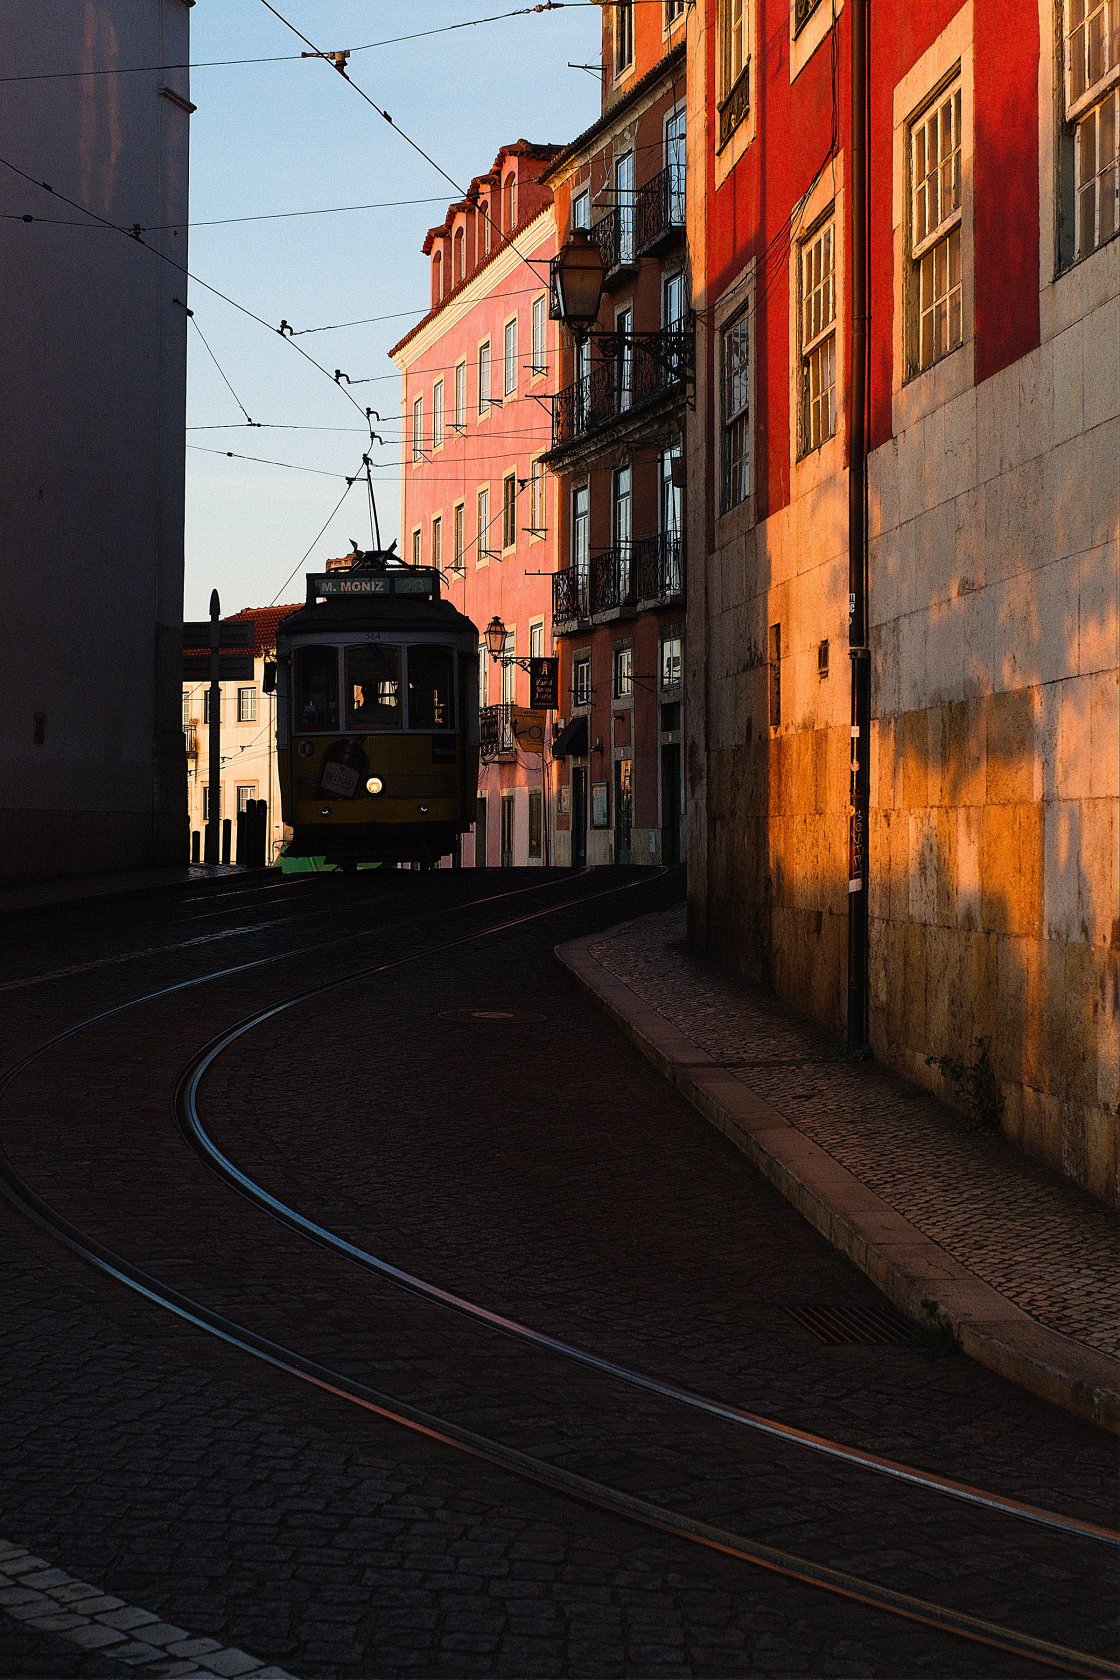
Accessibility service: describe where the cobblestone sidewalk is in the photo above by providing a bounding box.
[559,905,1120,1430]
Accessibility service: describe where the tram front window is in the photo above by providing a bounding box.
[295,647,338,730]
[347,645,401,729]
[408,645,455,729]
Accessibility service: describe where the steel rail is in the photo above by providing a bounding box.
[0,1144,1114,1680]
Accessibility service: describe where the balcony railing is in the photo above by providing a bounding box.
[552,565,590,631]
[636,532,684,605]
[550,325,693,452]
[589,205,638,280]
[718,63,751,150]
[635,164,686,255]
[590,547,636,617]
[183,722,199,759]
[479,703,517,759]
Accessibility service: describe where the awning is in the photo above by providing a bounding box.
[552,714,588,759]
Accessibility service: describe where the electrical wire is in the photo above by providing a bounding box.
[189,315,255,426]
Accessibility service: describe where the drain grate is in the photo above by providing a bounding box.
[782,1303,916,1346]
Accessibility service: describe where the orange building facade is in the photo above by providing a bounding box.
[391,143,562,867]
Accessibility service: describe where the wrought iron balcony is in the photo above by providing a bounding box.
[479,703,517,760]
[718,64,751,150]
[550,325,693,453]
[635,164,686,255]
[590,206,638,282]
[552,565,590,632]
[590,547,636,617]
[636,531,684,605]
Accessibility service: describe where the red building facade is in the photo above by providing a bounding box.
[391,142,561,867]
[685,0,1119,1199]
[542,4,689,867]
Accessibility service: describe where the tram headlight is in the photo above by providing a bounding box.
[366,776,383,795]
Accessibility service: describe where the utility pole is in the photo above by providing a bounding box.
[205,588,222,865]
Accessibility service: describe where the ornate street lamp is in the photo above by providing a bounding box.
[484,614,509,663]
[551,228,606,336]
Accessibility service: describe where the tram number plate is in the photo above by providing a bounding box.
[431,738,457,763]
[320,760,360,798]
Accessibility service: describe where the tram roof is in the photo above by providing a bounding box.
[278,585,477,641]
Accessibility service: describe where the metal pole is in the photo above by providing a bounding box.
[205,588,221,865]
[846,0,871,1049]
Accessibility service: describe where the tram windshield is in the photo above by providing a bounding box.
[347,645,402,729]
[407,646,456,730]
[295,647,339,730]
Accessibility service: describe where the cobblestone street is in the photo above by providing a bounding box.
[0,870,1116,1679]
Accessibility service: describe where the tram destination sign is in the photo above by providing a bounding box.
[307,571,437,600]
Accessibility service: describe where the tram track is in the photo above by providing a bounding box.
[0,869,1117,1679]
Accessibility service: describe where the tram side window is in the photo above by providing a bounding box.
[296,647,338,730]
[407,645,456,730]
[347,645,401,729]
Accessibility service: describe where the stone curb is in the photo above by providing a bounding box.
[556,923,1120,1435]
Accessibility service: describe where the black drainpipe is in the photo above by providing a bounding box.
[847,0,872,1049]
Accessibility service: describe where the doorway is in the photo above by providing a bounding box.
[614,757,633,865]
[571,768,588,868]
[660,743,682,865]
[500,793,515,868]
[474,795,488,866]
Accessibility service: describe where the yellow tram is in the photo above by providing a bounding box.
[273,551,480,867]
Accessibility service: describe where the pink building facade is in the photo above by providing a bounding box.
[391,142,562,867]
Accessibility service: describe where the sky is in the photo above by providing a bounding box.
[183,1,602,619]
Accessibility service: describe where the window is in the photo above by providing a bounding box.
[720,312,750,511]
[529,621,544,661]
[295,646,338,729]
[666,0,686,22]
[454,226,466,283]
[502,472,518,549]
[432,249,443,304]
[412,527,422,567]
[236,784,255,815]
[659,442,682,536]
[572,483,590,588]
[615,305,633,410]
[616,150,635,263]
[204,689,218,724]
[478,341,491,416]
[528,790,543,859]
[181,690,191,724]
[347,645,401,729]
[660,631,683,689]
[908,79,963,374]
[408,645,455,729]
[412,394,424,462]
[572,189,591,230]
[573,655,592,705]
[529,457,546,535]
[531,294,547,375]
[799,215,837,452]
[664,270,686,330]
[794,0,822,31]
[504,318,518,397]
[476,485,490,559]
[432,378,444,450]
[720,0,750,145]
[504,171,517,231]
[666,106,687,223]
[616,0,634,73]
[613,463,632,598]
[613,645,633,699]
[432,514,443,572]
[500,634,516,705]
[482,192,493,255]
[478,644,489,705]
[454,361,466,431]
[1063,0,1120,261]
[203,783,220,821]
[237,686,257,723]
[768,622,781,728]
[453,502,466,570]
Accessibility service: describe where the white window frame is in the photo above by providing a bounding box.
[665,0,686,28]
[502,471,518,551]
[432,513,443,572]
[500,631,516,705]
[659,631,683,690]
[720,310,751,512]
[531,293,548,376]
[476,485,490,563]
[529,620,545,661]
[237,685,257,723]
[907,77,964,376]
[412,526,422,567]
[615,150,635,264]
[616,0,634,76]
[411,393,424,463]
[236,783,256,815]
[478,340,491,418]
[453,501,465,571]
[573,654,592,707]
[572,189,591,231]
[572,482,590,587]
[432,378,444,451]
[1062,0,1120,261]
[454,361,467,432]
[503,317,518,397]
[799,212,837,454]
[613,644,634,700]
[529,457,547,538]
